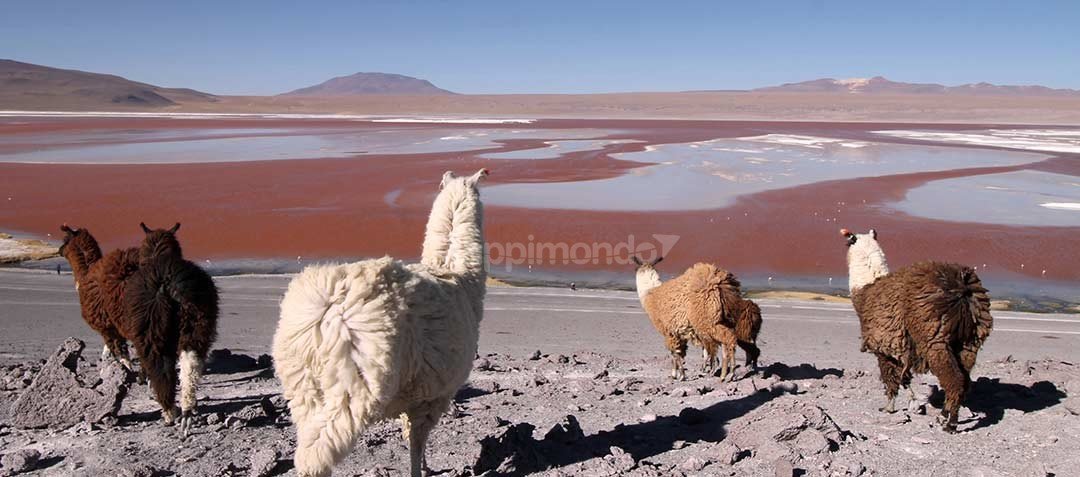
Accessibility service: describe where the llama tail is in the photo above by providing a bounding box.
[128,268,181,423]
[273,260,402,477]
[937,264,994,347]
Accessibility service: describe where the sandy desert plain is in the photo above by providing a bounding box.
[1,93,1080,477]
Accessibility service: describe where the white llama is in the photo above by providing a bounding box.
[273,169,488,477]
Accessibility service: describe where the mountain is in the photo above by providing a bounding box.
[281,72,455,96]
[0,59,218,109]
[754,76,1080,96]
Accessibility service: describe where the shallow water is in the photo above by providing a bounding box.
[480,139,639,160]
[895,170,1080,226]
[0,127,614,164]
[483,136,1047,211]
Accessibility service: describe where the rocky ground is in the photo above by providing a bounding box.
[1,339,1078,477]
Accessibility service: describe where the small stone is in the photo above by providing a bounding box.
[205,412,224,425]
[259,396,279,419]
[118,463,158,477]
[225,416,247,429]
[531,374,549,386]
[248,448,280,477]
[672,440,688,449]
[556,355,570,364]
[715,442,746,465]
[773,458,796,477]
[670,387,692,398]
[769,381,799,395]
[1,449,41,475]
[678,407,709,426]
[640,414,657,423]
[474,358,493,371]
[680,457,709,472]
[528,350,542,361]
[593,369,609,380]
[605,446,636,472]
[543,415,585,444]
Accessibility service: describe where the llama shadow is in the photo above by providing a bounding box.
[119,393,282,428]
[204,349,272,375]
[455,385,493,403]
[928,378,1065,431]
[761,362,844,380]
[475,378,803,476]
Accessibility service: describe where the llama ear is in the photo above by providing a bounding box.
[169,223,181,234]
[140,222,151,234]
[440,171,454,190]
[651,256,664,266]
[467,168,489,186]
[631,256,643,266]
[869,229,877,240]
[60,224,74,235]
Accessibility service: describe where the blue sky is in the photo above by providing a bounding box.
[3,1,1078,95]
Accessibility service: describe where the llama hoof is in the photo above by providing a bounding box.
[162,407,180,426]
[178,411,197,437]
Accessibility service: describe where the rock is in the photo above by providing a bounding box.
[640,414,657,423]
[770,381,799,395]
[117,463,157,477]
[715,442,747,465]
[473,422,546,475]
[531,374,549,386]
[474,358,493,371]
[543,415,585,445]
[556,355,570,364]
[225,415,248,429]
[678,407,709,426]
[0,449,41,475]
[680,457,709,472]
[6,338,131,429]
[593,369,609,380]
[528,350,542,361]
[795,429,832,454]
[248,448,280,477]
[603,446,636,473]
[773,458,796,477]
[259,396,279,419]
[205,412,224,425]
[669,387,693,398]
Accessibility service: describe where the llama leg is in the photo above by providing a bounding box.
[701,341,718,375]
[406,397,452,477]
[674,340,687,381]
[665,335,687,380]
[701,346,715,374]
[927,345,966,433]
[738,341,761,370]
[177,350,204,436]
[103,333,137,373]
[875,355,901,413]
[721,341,737,382]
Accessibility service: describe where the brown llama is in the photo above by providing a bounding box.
[58,225,141,373]
[634,257,762,382]
[841,228,993,433]
[126,222,219,435]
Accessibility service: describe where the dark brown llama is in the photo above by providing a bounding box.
[126,222,219,435]
[842,228,993,433]
[58,225,141,373]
